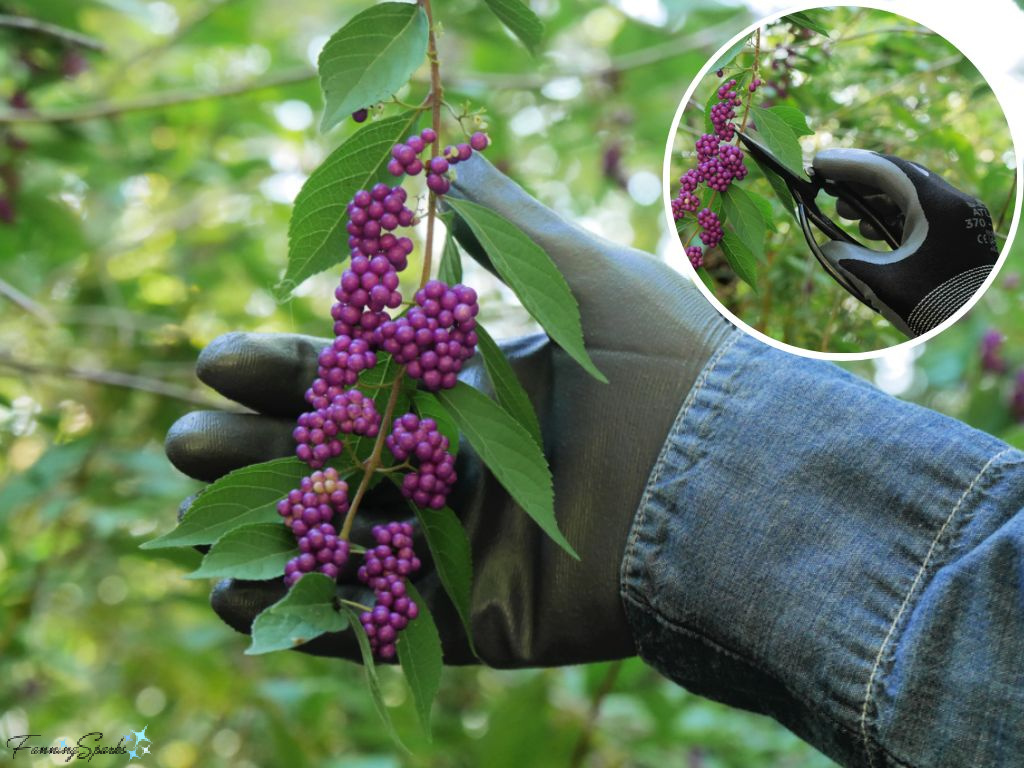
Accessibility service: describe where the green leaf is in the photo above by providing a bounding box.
[187,523,295,580]
[722,185,766,259]
[343,607,409,752]
[437,382,576,558]
[247,573,348,655]
[446,197,606,383]
[748,105,806,179]
[785,10,830,38]
[141,457,308,550]
[398,582,443,737]
[768,105,813,137]
[437,228,463,284]
[280,112,420,298]
[413,504,473,649]
[752,155,799,223]
[720,230,758,290]
[413,390,459,450]
[747,188,778,232]
[317,3,428,132]
[483,0,543,54]
[710,33,751,73]
[696,267,716,291]
[475,324,542,446]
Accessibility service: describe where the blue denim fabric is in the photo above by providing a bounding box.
[620,332,1024,768]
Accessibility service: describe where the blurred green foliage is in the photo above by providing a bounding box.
[673,7,1016,352]
[0,1,1021,767]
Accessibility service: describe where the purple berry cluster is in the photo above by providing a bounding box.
[379,280,479,391]
[273,123,491,655]
[976,328,1024,424]
[386,414,457,509]
[981,329,1007,374]
[388,128,490,196]
[357,522,422,660]
[279,469,352,586]
[672,74,759,269]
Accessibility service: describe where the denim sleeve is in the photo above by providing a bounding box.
[620,332,1024,768]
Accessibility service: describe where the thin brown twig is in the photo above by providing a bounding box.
[0,66,316,124]
[0,13,105,51]
[0,352,225,407]
[568,660,624,768]
[421,0,442,287]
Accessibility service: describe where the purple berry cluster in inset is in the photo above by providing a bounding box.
[279,469,351,586]
[386,413,457,509]
[357,522,422,660]
[378,280,479,391]
[671,74,759,269]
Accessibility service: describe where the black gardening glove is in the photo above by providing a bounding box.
[812,148,998,337]
[165,154,734,667]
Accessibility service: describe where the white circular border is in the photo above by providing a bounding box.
[661,0,1024,362]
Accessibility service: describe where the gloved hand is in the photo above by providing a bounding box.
[812,148,998,337]
[165,153,734,667]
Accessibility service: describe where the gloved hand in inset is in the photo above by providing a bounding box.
[812,148,998,337]
[164,153,734,668]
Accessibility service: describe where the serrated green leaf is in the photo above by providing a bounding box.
[437,228,463,284]
[247,573,347,655]
[398,582,442,737]
[748,105,806,179]
[752,155,799,222]
[413,504,474,651]
[747,188,778,232]
[475,323,542,446]
[721,230,758,290]
[280,112,420,298]
[768,105,813,137]
[702,87,719,135]
[710,33,751,74]
[483,0,543,54]
[437,382,576,558]
[343,607,409,752]
[413,390,459,450]
[141,457,309,550]
[696,266,716,291]
[785,10,830,38]
[446,197,605,383]
[187,523,295,580]
[318,3,428,132]
[722,185,766,259]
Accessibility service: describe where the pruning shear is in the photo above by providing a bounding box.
[736,129,901,304]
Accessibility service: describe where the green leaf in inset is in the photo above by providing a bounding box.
[413,504,473,648]
[398,582,443,737]
[720,230,759,290]
[747,188,778,232]
[446,197,606,383]
[141,457,308,550]
[748,105,806,179]
[696,266,716,291]
[483,0,543,54]
[318,3,428,132]
[752,156,799,223]
[280,112,420,298]
[343,607,409,752]
[187,523,295,580]
[437,382,576,558]
[768,105,813,137]
[710,33,751,73]
[785,10,830,38]
[413,391,459,450]
[722,185,766,259]
[437,228,463,285]
[475,323,542,445]
[247,573,347,655]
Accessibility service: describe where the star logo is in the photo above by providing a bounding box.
[142,745,151,755]
[124,732,134,744]
[59,739,67,748]
[131,726,151,746]
[127,747,139,761]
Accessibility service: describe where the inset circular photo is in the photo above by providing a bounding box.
[665,5,1019,356]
